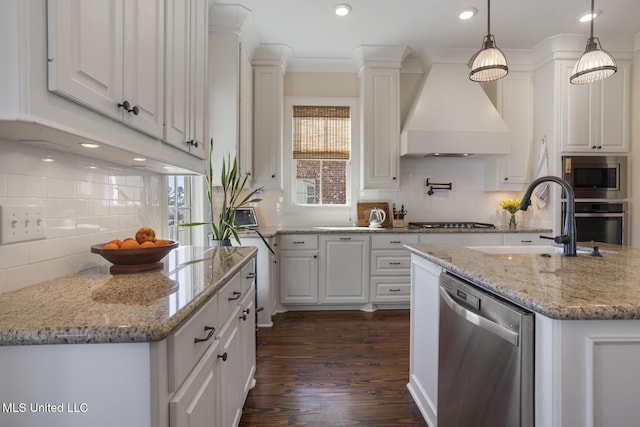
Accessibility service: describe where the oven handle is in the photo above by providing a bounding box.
[439,286,519,346]
[574,212,625,217]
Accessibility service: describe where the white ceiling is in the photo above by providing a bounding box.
[211,0,640,63]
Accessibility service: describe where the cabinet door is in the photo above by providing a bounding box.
[47,0,124,120]
[122,0,164,138]
[319,235,370,304]
[165,0,206,157]
[217,309,243,427]
[485,71,533,191]
[361,68,400,190]
[170,341,221,427]
[239,288,256,397]
[253,65,283,186]
[280,250,318,304]
[598,61,630,152]
[239,47,254,179]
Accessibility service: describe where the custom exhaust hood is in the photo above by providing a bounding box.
[400,63,510,157]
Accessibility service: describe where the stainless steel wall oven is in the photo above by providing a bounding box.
[563,201,628,245]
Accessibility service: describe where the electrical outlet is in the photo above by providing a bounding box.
[0,205,47,244]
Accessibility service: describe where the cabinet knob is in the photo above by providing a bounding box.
[271,174,276,178]
[504,177,509,181]
[392,177,397,180]
[218,352,228,362]
[117,100,139,115]
[186,139,199,148]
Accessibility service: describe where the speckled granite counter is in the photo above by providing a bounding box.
[241,225,551,237]
[406,242,640,320]
[0,246,257,346]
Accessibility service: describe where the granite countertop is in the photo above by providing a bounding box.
[405,242,640,321]
[0,246,257,346]
[240,225,551,238]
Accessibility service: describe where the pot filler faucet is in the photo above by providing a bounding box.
[518,175,577,256]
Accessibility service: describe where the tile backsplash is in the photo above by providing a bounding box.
[0,139,164,294]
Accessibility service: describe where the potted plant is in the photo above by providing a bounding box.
[182,139,273,253]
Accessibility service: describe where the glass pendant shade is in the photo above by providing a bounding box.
[570,37,617,84]
[469,35,509,82]
[570,0,617,85]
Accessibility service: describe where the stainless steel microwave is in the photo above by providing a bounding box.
[562,155,627,199]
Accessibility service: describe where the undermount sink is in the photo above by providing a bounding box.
[466,245,593,255]
[314,226,380,231]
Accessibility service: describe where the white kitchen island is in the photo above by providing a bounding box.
[406,242,640,427]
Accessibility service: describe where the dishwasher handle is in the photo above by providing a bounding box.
[439,286,519,346]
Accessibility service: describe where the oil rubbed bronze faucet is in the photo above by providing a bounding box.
[518,176,577,256]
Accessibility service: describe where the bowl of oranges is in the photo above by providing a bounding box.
[91,227,178,274]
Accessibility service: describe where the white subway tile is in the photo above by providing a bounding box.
[46,177,77,198]
[6,174,46,198]
[0,244,29,269]
[77,181,101,198]
[88,199,110,216]
[76,217,100,235]
[0,174,6,197]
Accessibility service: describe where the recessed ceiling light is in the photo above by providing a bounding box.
[132,157,146,162]
[79,142,100,149]
[579,10,599,22]
[459,7,477,20]
[41,157,55,162]
[334,3,351,16]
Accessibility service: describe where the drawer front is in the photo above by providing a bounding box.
[240,260,256,294]
[371,234,419,249]
[279,234,318,250]
[168,293,219,392]
[218,273,243,328]
[371,277,410,303]
[371,250,411,275]
[503,233,550,246]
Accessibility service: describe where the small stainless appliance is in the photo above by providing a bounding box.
[438,272,534,427]
[562,155,627,199]
[563,201,628,245]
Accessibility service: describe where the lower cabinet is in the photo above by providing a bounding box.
[370,234,418,304]
[319,235,370,304]
[280,235,319,304]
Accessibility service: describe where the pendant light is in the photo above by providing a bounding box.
[469,0,508,82]
[570,0,617,85]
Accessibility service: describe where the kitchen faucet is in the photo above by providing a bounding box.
[518,176,577,256]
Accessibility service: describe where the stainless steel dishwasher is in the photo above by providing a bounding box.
[438,272,534,427]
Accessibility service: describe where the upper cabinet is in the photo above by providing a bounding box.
[208,4,257,185]
[485,70,534,191]
[164,0,207,158]
[48,0,165,139]
[560,60,631,153]
[355,46,409,191]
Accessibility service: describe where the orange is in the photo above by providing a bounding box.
[103,242,120,249]
[121,239,141,249]
[106,239,122,248]
[140,241,156,248]
[154,239,170,246]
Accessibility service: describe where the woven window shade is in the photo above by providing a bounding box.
[293,106,351,160]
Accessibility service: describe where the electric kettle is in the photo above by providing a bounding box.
[368,208,386,228]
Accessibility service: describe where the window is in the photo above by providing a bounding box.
[291,105,351,206]
[167,175,192,245]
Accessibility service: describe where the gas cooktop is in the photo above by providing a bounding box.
[408,222,495,230]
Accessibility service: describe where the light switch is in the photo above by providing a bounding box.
[0,205,47,244]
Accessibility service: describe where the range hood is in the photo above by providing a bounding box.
[400,63,510,157]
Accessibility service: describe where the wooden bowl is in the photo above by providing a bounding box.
[91,241,179,274]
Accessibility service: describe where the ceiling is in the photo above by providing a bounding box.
[211,0,640,64]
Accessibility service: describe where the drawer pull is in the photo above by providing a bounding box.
[228,291,242,301]
[246,272,256,279]
[389,240,402,244]
[218,352,228,362]
[521,240,533,243]
[339,237,351,241]
[293,241,306,244]
[194,326,216,344]
[388,262,402,265]
[389,288,401,292]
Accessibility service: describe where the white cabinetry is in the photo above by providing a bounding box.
[319,235,370,304]
[560,60,631,153]
[208,5,256,184]
[420,232,503,246]
[503,232,551,246]
[164,0,207,158]
[370,234,418,304]
[280,234,319,304]
[485,71,533,191]
[48,0,164,139]
[407,254,441,427]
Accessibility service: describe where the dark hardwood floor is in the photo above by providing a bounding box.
[239,310,428,426]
